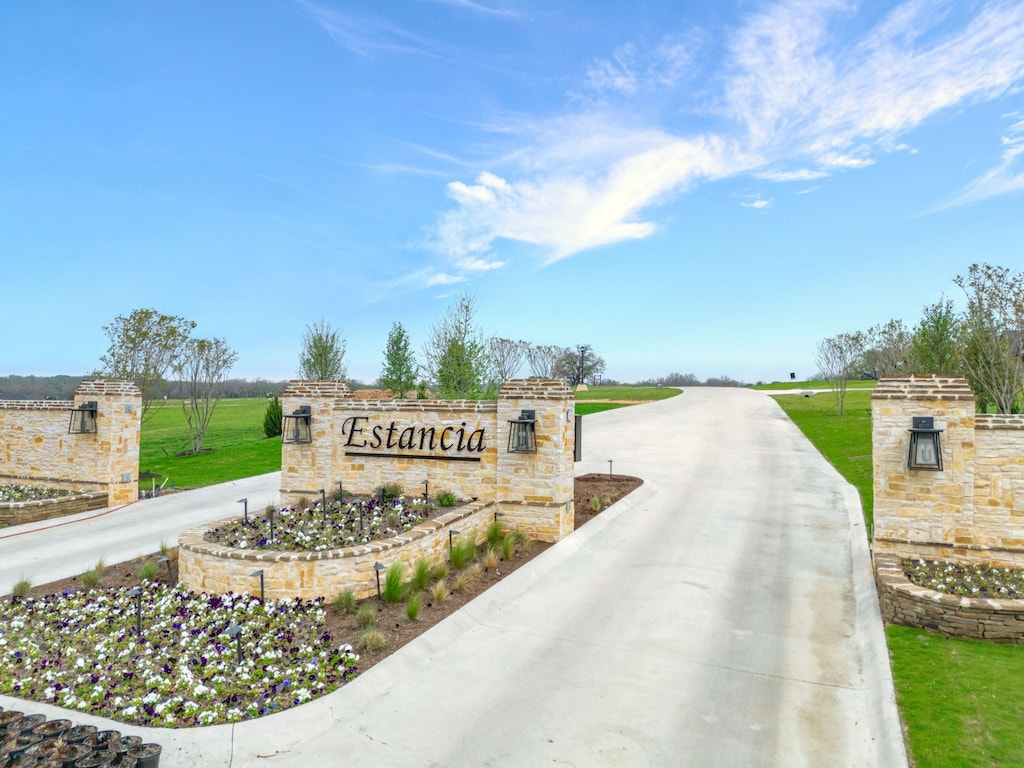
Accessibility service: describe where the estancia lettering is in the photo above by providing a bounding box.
[342,416,486,455]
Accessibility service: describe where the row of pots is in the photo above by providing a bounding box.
[0,707,160,768]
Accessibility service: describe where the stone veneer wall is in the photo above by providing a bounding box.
[0,491,107,526]
[178,499,498,600]
[0,380,141,507]
[875,553,1024,642]
[279,378,575,544]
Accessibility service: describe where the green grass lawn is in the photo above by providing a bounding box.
[573,385,680,415]
[772,382,1024,768]
[138,398,281,491]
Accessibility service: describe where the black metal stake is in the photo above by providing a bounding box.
[127,587,142,639]
[268,507,276,544]
[608,459,613,477]
[238,497,248,525]
[319,488,326,516]
[159,556,172,585]
[227,624,242,665]
[251,569,264,602]
[337,480,344,504]
[449,529,460,562]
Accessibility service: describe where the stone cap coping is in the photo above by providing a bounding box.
[179,498,494,562]
[871,375,975,401]
[976,414,1024,430]
[875,552,1024,612]
[75,380,142,397]
[333,399,498,413]
[0,400,73,410]
[499,378,573,400]
[281,380,352,399]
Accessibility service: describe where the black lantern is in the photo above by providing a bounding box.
[68,401,98,434]
[507,409,537,454]
[282,405,312,443]
[908,416,943,471]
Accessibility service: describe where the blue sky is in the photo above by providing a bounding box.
[3,1,1023,385]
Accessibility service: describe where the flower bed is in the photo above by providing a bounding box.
[0,484,107,527]
[0,584,358,727]
[874,552,1024,643]
[204,496,432,551]
[0,485,75,503]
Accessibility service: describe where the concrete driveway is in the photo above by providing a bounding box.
[1,388,906,767]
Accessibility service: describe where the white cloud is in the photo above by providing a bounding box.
[429,0,1024,272]
[741,198,771,209]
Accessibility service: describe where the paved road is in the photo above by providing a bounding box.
[0,472,281,595]
[1,388,906,767]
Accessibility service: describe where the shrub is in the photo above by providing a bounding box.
[358,629,388,653]
[410,558,431,592]
[405,593,421,621]
[332,589,356,614]
[382,483,404,502]
[355,604,378,629]
[450,536,477,569]
[437,491,457,507]
[382,561,406,603]
[263,395,283,438]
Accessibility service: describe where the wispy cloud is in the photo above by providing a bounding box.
[426,0,1024,275]
[429,0,524,19]
[295,0,446,58]
[935,111,1024,209]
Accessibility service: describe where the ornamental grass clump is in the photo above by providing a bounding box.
[0,584,358,727]
[137,561,160,583]
[405,593,421,621]
[501,532,525,561]
[355,603,378,629]
[486,520,504,550]
[358,629,388,653]
[332,589,356,614]
[431,580,450,604]
[381,562,406,603]
[410,558,431,593]
[590,495,602,512]
[449,537,477,570]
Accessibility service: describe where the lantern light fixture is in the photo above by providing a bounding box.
[68,401,98,434]
[507,409,537,454]
[282,405,312,444]
[908,416,943,471]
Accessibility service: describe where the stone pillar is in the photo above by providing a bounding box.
[871,376,976,561]
[280,380,351,505]
[496,378,575,542]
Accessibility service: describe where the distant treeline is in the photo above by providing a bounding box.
[0,375,291,401]
[629,372,750,388]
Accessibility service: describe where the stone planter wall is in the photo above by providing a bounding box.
[178,500,500,601]
[0,380,141,508]
[875,552,1024,642]
[0,491,107,526]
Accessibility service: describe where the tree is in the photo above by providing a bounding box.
[554,344,606,386]
[814,331,865,415]
[907,297,961,375]
[263,395,283,438]
[98,308,195,420]
[174,337,238,454]
[860,319,911,379]
[379,322,418,398]
[954,263,1024,413]
[298,319,346,381]
[422,294,492,398]
[489,338,529,382]
[527,344,565,378]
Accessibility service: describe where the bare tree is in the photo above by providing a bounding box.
[528,344,565,378]
[955,263,1024,413]
[861,319,911,379]
[489,338,529,382]
[98,308,195,421]
[298,319,346,381]
[175,337,238,454]
[814,331,865,415]
[554,344,606,386]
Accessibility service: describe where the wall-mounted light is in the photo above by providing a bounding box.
[507,410,537,454]
[282,405,312,443]
[68,401,98,434]
[908,416,943,471]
